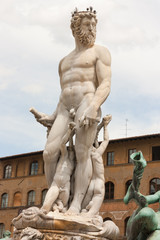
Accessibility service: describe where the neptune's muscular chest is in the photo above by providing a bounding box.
[61,48,96,73]
[60,47,97,83]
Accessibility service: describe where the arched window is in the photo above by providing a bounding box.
[125,180,132,193]
[1,193,8,208]
[30,161,38,175]
[27,191,35,206]
[150,178,160,194]
[41,189,48,205]
[105,181,114,200]
[0,223,5,238]
[4,165,12,179]
[124,217,130,236]
[13,192,22,207]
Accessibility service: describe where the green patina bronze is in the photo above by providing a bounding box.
[124,151,160,240]
[0,231,11,240]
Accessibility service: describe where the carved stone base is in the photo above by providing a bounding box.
[12,207,119,240]
[13,228,108,240]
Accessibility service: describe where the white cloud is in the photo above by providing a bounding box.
[0,65,17,77]
[0,65,17,91]
[0,112,47,156]
[0,0,160,157]
[0,82,8,90]
[21,84,44,95]
[106,110,160,140]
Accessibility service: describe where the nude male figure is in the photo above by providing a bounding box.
[38,7,111,213]
[81,115,112,217]
[41,122,76,214]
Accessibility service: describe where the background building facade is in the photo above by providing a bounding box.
[0,133,160,239]
[0,151,48,237]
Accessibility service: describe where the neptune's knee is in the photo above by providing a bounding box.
[43,149,50,163]
[43,146,59,164]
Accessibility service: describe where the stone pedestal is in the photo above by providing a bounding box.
[12,207,119,240]
[13,228,108,240]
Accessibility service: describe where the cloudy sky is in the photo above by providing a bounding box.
[0,0,160,157]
